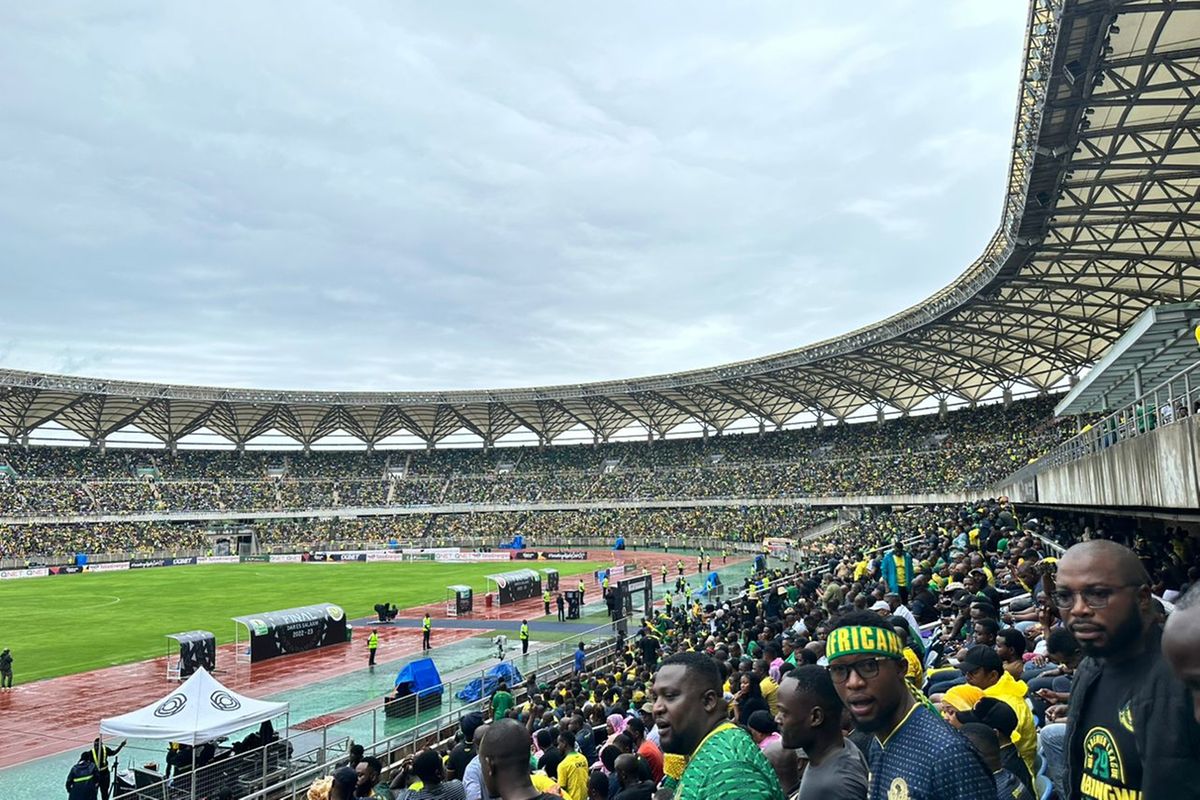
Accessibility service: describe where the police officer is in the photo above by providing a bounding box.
[677,559,684,577]
[578,578,585,601]
[91,737,126,800]
[367,629,379,666]
[660,563,668,585]
[556,592,565,621]
[543,589,552,616]
[519,620,530,655]
[422,613,432,651]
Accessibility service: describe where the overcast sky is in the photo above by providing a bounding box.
[0,1,1027,392]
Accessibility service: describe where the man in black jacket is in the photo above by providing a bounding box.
[1056,540,1200,799]
[66,752,100,800]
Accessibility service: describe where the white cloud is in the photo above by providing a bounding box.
[0,1,1028,391]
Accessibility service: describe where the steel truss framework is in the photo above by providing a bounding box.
[2,0,1199,449]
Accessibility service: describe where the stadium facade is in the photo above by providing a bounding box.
[1,0,1198,449]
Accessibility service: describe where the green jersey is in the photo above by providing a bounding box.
[675,723,784,800]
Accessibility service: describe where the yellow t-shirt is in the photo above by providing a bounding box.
[557,751,589,800]
[853,560,868,581]
[532,771,570,800]
[760,676,780,716]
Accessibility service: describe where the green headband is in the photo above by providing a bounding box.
[826,626,904,661]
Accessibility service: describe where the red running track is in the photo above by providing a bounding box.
[0,548,716,769]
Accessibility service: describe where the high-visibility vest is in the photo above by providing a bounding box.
[544,591,551,603]
[602,577,609,589]
[664,594,673,607]
[422,617,431,632]
[368,632,379,649]
[579,580,585,591]
[92,745,108,770]
[520,624,529,641]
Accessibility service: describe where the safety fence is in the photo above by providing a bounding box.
[116,620,622,800]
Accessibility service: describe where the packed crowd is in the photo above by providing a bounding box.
[329,499,1199,800]
[0,506,835,561]
[0,397,1071,517]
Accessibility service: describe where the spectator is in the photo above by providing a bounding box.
[392,750,465,800]
[825,611,993,798]
[611,752,654,800]
[1163,584,1200,723]
[1055,540,1200,799]
[651,652,783,800]
[356,756,393,800]
[958,723,1034,800]
[555,731,588,800]
[776,665,867,800]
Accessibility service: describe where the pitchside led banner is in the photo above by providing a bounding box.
[232,604,347,663]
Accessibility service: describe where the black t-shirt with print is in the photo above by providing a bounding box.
[1072,660,1144,800]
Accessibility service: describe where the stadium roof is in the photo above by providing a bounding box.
[2,0,1200,448]
[1054,301,1200,416]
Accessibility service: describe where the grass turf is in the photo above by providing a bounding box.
[0,560,610,684]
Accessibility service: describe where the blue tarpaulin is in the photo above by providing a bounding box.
[454,662,523,702]
[394,658,444,699]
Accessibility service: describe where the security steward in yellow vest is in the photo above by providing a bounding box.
[91,737,126,800]
[368,630,379,666]
[578,578,586,600]
[422,614,432,651]
[543,589,552,615]
[520,620,530,654]
[660,564,668,585]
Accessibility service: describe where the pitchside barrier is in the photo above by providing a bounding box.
[1,534,791,579]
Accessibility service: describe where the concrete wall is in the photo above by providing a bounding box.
[1035,415,1200,509]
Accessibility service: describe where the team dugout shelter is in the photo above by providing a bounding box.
[486,568,542,606]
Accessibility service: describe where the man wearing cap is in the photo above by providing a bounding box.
[959,644,1037,778]
[825,611,992,800]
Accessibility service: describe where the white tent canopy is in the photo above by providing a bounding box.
[99,668,288,745]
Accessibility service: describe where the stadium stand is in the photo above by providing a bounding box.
[0,396,1072,521]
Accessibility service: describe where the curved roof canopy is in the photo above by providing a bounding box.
[2,0,1199,448]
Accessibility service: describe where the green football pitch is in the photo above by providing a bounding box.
[0,560,610,684]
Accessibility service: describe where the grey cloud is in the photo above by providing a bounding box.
[0,1,1028,391]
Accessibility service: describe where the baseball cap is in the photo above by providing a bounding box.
[640,702,654,714]
[958,696,1020,742]
[870,600,891,612]
[958,645,1003,674]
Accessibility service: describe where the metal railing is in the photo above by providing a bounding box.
[238,624,627,800]
[1010,358,1199,474]
[114,620,621,800]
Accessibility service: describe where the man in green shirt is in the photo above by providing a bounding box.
[490,681,514,720]
[651,652,784,800]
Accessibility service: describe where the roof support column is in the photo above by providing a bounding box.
[1133,368,1143,399]
[1002,387,1013,407]
[937,396,949,419]
[816,414,825,430]
[875,404,886,425]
